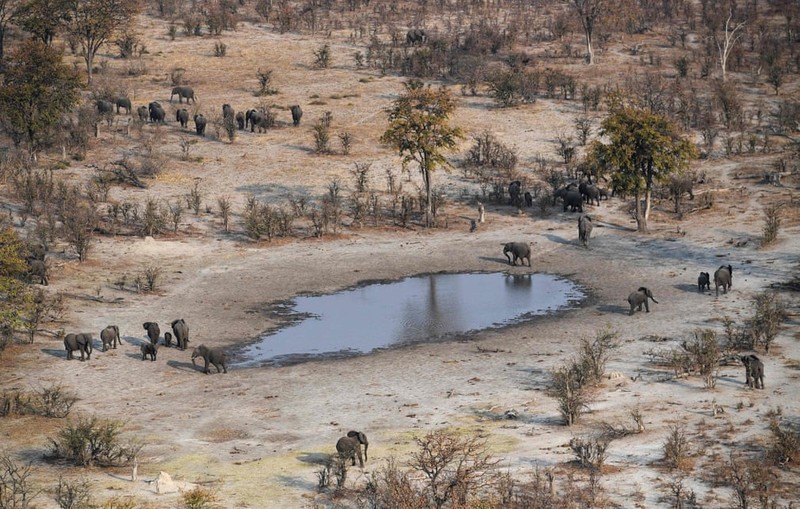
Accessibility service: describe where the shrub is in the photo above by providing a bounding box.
[747,292,786,353]
[313,44,331,69]
[550,362,589,426]
[680,329,721,388]
[313,122,331,154]
[34,384,76,418]
[0,454,34,508]
[213,41,226,57]
[180,486,218,509]
[768,417,799,466]
[48,417,140,467]
[217,196,231,232]
[254,68,277,96]
[55,476,93,509]
[761,204,781,246]
[663,424,690,470]
[577,327,620,384]
[569,436,608,470]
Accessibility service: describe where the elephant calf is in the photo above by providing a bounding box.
[143,322,160,345]
[503,242,531,267]
[141,342,158,361]
[578,215,593,248]
[741,354,764,389]
[627,287,658,315]
[192,345,227,374]
[697,272,710,292]
[100,325,121,351]
[714,264,733,296]
[336,431,368,468]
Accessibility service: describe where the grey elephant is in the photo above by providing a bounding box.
[336,430,369,467]
[579,182,601,206]
[176,108,189,128]
[100,325,121,351]
[27,259,48,285]
[115,97,131,114]
[170,86,196,103]
[508,180,522,208]
[96,99,114,115]
[192,345,227,374]
[698,272,710,292]
[714,265,733,296]
[143,322,160,345]
[245,109,256,129]
[578,215,593,248]
[406,28,427,46]
[141,342,158,361]
[290,105,303,126]
[524,191,533,207]
[248,110,265,132]
[194,114,207,136]
[562,189,583,212]
[222,103,234,119]
[740,354,764,389]
[148,102,166,123]
[235,111,245,130]
[503,242,531,267]
[171,318,189,350]
[137,105,149,122]
[164,331,173,347]
[627,287,658,315]
[64,333,93,361]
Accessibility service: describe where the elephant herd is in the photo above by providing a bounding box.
[63,319,227,374]
[95,88,302,137]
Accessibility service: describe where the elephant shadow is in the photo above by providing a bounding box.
[275,474,319,491]
[166,360,201,372]
[542,233,572,246]
[124,352,145,361]
[478,256,515,266]
[674,283,706,293]
[296,452,331,466]
[41,348,67,359]
[595,304,630,315]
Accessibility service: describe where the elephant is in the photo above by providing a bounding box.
[27,259,48,285]
[194,114,207,136]
[290,105,303,126]
[148,102,166,124]
[143,322,160,345]
[176,108,189,128]
[163,331,173,347]
[503,242,531,267]
[171,318,189,350]
[192,345,227,374]
[508,180,522,208]
[336,431,369,467]
[245,109,256,129]
[598,187,610,200]
[698,272,710,292]
[579,182,601,206]
[141,342,158,361]
[562,189,583,212]
[740,354,764,389]
[627,287,658,315]
[523,191,533,207]
[170,86,196,103]
[175,108,189,128]
[100,325,121,351]
[115,97,131,114]
[578,215,593,248]
[235,111,245,130]
[222,103,234,120]
[96,99,114,115]
[406,28,427,46]
[714,264,733,296]
[64,333,93,361]
[137,105,149,122]
[249,111,265,132]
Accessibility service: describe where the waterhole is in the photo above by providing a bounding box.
[234,272,585,366]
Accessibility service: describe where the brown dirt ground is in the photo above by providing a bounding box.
[2,11,800,509]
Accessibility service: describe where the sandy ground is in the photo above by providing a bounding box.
[1,12,800,509]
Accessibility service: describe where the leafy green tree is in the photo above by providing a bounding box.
[64,0,141,84]
[381,80,464,227]
[589,107,698,232]
[0,227,30,344]
[0,0,23,59]
[0,40,81,155]
[14,0,70,46]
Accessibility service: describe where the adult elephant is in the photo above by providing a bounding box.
[562,189,583,212]
[508,180,522,208]
[143,322,160,345]
[222,103,234,120]
[741,354,764,389]
[171,318,189,350]
[149,102,166,124]
[579,182,601,206]
[245,109,256,129]
[336,431,369,467]
[578,215,593,248]
[191,345,227,374]
[406,28,427,46]
[115,97,132,114]
[249,110,265,132]
[235,111,245,130]
[290,105,303,126]
[627,287,658,315]
[176,108,189,128]
[27,259,48,285]
[137,105,149,122]
[503,242,531,267]
[714,264,733,296]
[194,114,207,136]
[170,86,196,103]
[96,99,114,115]
[64,333,93,361]
[100,325,121,351]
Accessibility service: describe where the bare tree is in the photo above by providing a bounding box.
[715,10,745,82]
[571,0,604,64]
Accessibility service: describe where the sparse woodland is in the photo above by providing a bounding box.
[0,0,799,507]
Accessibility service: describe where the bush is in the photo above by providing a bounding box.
[213,41,226,57]
[313,44,331,69]
[680,329,721,388]
[663,424,690,470]
[550,362,589,426]
[747,292,786,353]
[180,486,218,509]
[577,327,620,384]
[48,416,141,467]
[0,454,34,508]
[761,204,781,246]
[768,417,799,466]
[55,476,93,509]
[569,436,608,470]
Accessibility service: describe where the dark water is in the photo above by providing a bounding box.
[233,272,585,366]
